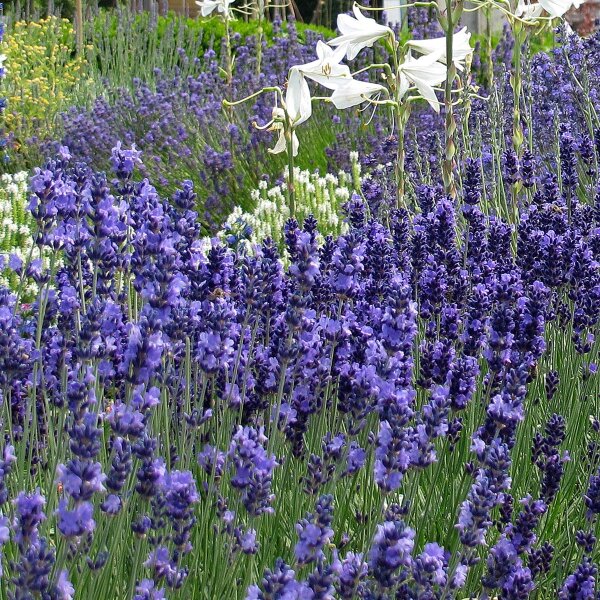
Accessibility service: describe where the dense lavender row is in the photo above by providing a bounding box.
[327,19,600,221]
[54,17,347,230]
[50,11,462,229]
[0,134,599,598]
[3,0,600,597]
[55,13,600,230]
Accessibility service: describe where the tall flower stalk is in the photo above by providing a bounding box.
[196,0,236,89]
[441,0,463,198]
[224,84,303,216]
[228,3,473,210]
[510,19,527,158]
[468,0,587,159]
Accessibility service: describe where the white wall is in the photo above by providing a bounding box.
[382,0,402,25]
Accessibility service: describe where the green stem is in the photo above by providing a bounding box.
[442,0,461,199]
[285,127,296,218]
[485,6,494,87]
[127,537,144,597]
[390,36,408,210]
[511,24,525,158]
[224,15,233,87]
[395,107,407,209]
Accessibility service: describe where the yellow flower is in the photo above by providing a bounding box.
[3,16,90,156]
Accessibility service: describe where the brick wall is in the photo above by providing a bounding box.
[568,0,600,35]
[168,0,201,16]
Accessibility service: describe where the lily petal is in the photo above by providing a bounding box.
[407,27,473,71]
[329,78,386,109]
[292,41,352,91]
[286,68,313,126]
[398,52,445,112]
[268,126,287,155]
[195,0,232,16]
[539,0,585,17]
[329,5,393,60]
[268,126,299,157]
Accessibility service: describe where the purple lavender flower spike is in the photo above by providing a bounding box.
[368,519,415,588]
[559,558,597,600]
[294,495,334,566]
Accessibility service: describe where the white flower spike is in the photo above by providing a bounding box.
[406,27,473,71]
[195,0,233,18]
[329,4,394,61]
[329,78,387,109]
[398,52,446,112]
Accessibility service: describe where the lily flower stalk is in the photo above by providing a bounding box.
[393,50,447,204]
[228,3,475,212]
[439,0,467,199]
[468,0,587,162]
[511,0,586,161]
[323,3,454,209]
[223,81,304,217]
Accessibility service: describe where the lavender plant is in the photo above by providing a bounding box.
[57,17,344,230]
[0,128,597,597]
[4,3,600,599]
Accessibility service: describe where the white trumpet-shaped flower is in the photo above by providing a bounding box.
[285,67,313,127]
[406,27,473,71]
[285,42,353,132]
[268,109,300,156]
[293,41,352,89]
[538,0,585,17]
[398,52,446,112]
[329,78,387,109]
[195,0,233,17]
[268,68,313,157]
[516,0,585,19]
[329,5,394,61]
[515,0,545,18]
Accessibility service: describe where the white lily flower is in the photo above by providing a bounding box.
[294,41,352,90]
[267,69,310,157]
[268,108,300,156]
[285,68,313,127]
[515,0,545,18]
[516,0,585,19]
[329,78,386,109]
[329,4,394,61]
[268,119,300,156]
[195,0,233,17]
[406,27,473,71]
[284,42,352,133]
[540,0,586,17]
[398,52,446,112]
